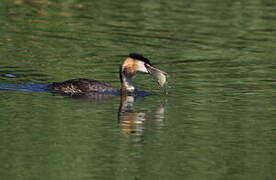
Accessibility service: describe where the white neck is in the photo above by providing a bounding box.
[121,74,135,93]
[120,67,135,93]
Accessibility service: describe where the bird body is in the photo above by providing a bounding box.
[50,78,119,94]
[49,53,166,95]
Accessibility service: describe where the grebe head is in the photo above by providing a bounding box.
[120,53,167,93]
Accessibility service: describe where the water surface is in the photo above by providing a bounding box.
[0,0,276,179]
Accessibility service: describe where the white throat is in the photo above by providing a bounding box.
[121,73,135,93]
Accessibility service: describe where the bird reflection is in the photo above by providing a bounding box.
[68,92,165,135]
[118,94,165,136]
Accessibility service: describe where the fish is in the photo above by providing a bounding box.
[147,65,167,89]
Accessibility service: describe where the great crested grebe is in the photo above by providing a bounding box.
[49,53,167,95]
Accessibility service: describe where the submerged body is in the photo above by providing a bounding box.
[49,53,167,95]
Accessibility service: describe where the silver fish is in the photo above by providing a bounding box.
[147,65,167,89]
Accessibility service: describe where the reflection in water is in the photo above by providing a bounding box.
[119,95,165,136]
[0,83,49,92]
[65,91,165,135]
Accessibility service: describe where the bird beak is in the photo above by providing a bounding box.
[145,63,167,88]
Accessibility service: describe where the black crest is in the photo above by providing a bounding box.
[128,53,152,65]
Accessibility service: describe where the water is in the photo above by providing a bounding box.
[0,0,276,179]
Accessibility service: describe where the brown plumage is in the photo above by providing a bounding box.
[122,57,138,74]
[49,78,119,95]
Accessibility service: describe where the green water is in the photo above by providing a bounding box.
[0,0,276,179]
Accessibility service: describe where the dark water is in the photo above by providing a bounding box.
[1,0,276,179]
